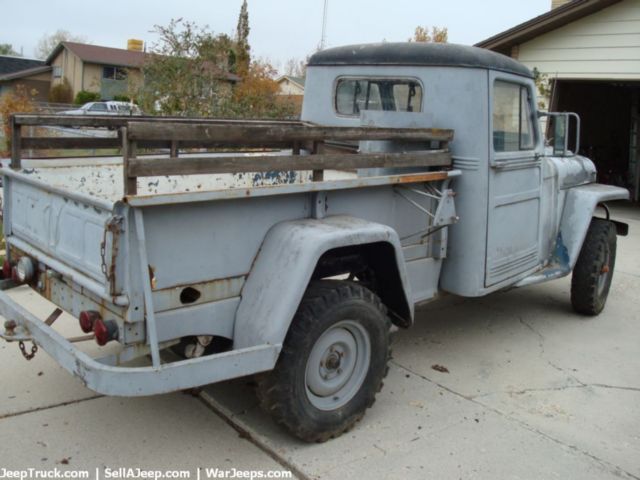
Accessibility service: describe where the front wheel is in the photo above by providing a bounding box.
[571,218,617,315]
[256,280,390,442]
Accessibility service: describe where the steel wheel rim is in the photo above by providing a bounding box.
[305,320,371,411]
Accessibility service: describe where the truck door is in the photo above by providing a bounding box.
[485,74,542,287]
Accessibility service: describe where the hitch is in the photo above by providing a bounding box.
[3,319,38,360]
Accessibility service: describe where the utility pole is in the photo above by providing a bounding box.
[319,0,328,50]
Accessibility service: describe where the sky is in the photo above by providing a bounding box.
[2,0,552,71]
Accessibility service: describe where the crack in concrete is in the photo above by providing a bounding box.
[618,270,640,279]
[391,360,640,480]
[589,383,640,393]
[518,316,588,387]
[199,391,312,480]
[0,395,103,420]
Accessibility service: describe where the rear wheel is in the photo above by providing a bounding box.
[256,280,390,442]
[571,218,617,315]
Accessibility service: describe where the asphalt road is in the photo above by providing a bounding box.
[1,202,638,480]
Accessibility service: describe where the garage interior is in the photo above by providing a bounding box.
[550,80,639,201]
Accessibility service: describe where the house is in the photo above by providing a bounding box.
[476,0,640,201]
[276,75,305,96]
[45,41,146,101]
[276,75,305,113]
[45,40,242,104]
[0,55,51,101]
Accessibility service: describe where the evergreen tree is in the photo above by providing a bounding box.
[235,0,250,77]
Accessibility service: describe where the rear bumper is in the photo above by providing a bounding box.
[0,288,279,396]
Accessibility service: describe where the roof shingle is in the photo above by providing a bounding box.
[0,55,46,76]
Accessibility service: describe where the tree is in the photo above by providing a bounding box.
[409,26,448,43]
[134,19,238,117]
[532,67,552,110]
[0,44,20,56]
[0,85,36,156]
[133,18,293,119]
[283,57,308,78]
[34,30,88,59]
[229,59,296,119]
[235,0,251,77]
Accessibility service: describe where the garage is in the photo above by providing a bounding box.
[476,0,640,201]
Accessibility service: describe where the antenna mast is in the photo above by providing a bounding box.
[319,0,328,50]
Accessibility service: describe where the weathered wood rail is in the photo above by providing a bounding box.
[9,114,454,196]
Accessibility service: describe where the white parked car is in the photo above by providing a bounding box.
[58,101,142,116]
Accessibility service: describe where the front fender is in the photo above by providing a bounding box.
[233,215,412,349]
[559,183,629,269]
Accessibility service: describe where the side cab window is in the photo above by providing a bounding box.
[492,80,536,153]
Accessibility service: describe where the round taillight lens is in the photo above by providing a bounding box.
[93,318,118,346]
[2,259,12,279]
[15,257,35,283]
[79,310,100,334]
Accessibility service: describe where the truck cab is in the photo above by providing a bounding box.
[302,42,628,298]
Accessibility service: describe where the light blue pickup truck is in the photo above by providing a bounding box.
[0,42,629,442]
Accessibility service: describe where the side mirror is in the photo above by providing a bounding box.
[538,111,581,157]
[552,114,568,157]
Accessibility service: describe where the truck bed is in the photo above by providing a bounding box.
[0,114,460,395]
[1,154,356,204]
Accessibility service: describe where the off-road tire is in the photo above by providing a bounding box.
[256,280,391,442]
[571,218,617,315]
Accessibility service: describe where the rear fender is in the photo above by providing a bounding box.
[233,215,412,349]
[559,183,629,270]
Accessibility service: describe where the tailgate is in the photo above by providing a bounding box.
[3,170,115,286]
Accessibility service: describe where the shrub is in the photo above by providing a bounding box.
[112,94,133,103]
[74,90,100,105]
[49,78,73,103]
[0,85,36,156]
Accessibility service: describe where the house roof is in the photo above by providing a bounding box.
[277,75,305,88]
[46,41,146,68]
[475,0,623,54]
[0,55,46,76]
[0,65,51,82]
[44,41,241,82]
[308,42,533,78]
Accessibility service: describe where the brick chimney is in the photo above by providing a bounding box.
[551,0,573,8]
[127,39,144,52]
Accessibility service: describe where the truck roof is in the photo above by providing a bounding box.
[308,42,533,78]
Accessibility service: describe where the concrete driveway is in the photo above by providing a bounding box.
[1,202,638,479]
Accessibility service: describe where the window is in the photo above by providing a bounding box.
[52,66,62,78]
[102,66,128,81]
[88,103,107,112]
[335,78,422,116]
[493,81,535,152]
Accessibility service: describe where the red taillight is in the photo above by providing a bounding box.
[2,260,11,279]
[93,318,118,346]
[79,310,100,334]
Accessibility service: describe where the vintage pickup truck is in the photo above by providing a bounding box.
[0,43,629,442]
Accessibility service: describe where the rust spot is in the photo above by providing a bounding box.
[394,172,449,184]
[148,265,157,289]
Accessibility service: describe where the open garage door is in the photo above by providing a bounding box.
[551,80,639,201]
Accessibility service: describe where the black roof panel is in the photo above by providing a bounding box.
[0,56,46,76]
[308,42,533,78]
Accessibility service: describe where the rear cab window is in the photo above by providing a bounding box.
[335,78,423,116]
